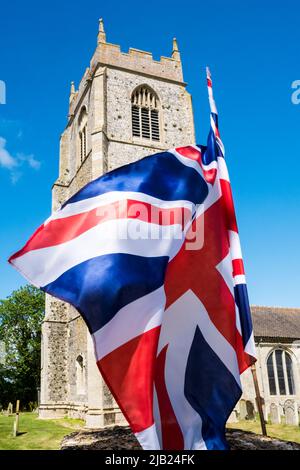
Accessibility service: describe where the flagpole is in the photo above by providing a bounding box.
[206,67,267,438]
[251,363,267,436]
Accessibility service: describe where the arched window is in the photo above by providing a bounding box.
[267,350,295,396]
[131,86,160,142]
[76,354,85,395]
[78,107,88,163]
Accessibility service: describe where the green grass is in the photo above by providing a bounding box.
[2,412,299,450]
[227,419,300,444]
[0,412,84,450]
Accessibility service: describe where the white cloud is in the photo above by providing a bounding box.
[0,136,41,183]
[0,137,17,169]
[17,153,41,170]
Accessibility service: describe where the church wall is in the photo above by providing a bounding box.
[67,315,88,406]
[237,341,300,424]
[67,151,93,197]
[39,298,69,418]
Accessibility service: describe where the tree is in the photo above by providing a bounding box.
[0,285,45,409]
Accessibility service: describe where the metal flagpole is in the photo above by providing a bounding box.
[251,363,267,436]
[206,67,267,438]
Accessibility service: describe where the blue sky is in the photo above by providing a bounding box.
[0,0,299,306]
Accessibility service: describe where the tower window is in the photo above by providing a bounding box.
[76,354,85,395]
[79,127,87,162]
[267,350,295,396]
[78,107,88,164]
[131,86,160,142]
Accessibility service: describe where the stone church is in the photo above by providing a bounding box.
[39,20,300,428]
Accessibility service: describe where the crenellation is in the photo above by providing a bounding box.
[128,48,153,59]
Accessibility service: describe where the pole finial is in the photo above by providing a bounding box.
[206,66,218,115]
[172,37,180,61]
[69,81,76,105]
[98,18,106,44]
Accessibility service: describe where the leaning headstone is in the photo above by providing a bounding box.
[227,409,238,423]
[7,402,13,416]
[284,400,298,426]
[246,400,255,420]
[239,400,247,420]
[270,403,280,424]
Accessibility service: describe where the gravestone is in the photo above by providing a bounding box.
[270,403,280,424]
[228,410,238,423]
[239,400,247,420]
[7,402,13,416]
[246,400,255,420]
[284,400,298,426]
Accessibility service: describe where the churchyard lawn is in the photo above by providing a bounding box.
[0,412,84,450]
[227,419,300,444]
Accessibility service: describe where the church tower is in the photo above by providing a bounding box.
[39,20,196,428]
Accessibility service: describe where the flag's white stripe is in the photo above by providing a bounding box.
[229,230,243,260]
[135,424,161,450]
[207,83,218,115]
[234,274,246,285]
[158,290,241,449]
[47,191,196,224]
[171,146,223,180]
[202,161,218,171]
[11,219,185,287]
[169,149,204,177]
[188,145,218,171]
[160,289,241,384]
[210,115,218,134]
[244,332,256,358]
[235,303,242,335]
[216,136,225,157]
[216,252,234,297]
[158,292,206,450]
[93,287,165,361]
[152,387,163,449]
[217,156,230,182]
[214,242,243,335]
[193,171,222,220]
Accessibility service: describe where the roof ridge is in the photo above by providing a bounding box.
[251,305,300,311]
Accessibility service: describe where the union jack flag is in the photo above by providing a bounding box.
[9,69,256,450]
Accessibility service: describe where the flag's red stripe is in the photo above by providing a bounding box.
[176,146,217,184]
[98,327,160,434]
[164,199,241,357]
[220,179,238,232]
[235,330,251,373]
[203,168,217,184]
[10,200,191,260]
[232,258,245,276]
[8,223,45,264]
[155,346,184,450]
[176,146,201,163]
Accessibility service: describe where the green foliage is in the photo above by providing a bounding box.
[0,285,45,409]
